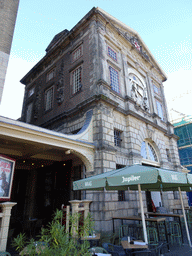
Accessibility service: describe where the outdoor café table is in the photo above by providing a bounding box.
[112,216,169,250]
[121,240,148,255]
[145,212,184,243]
[81,233,101,247]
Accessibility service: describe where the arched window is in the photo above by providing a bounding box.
[141,141,158,163]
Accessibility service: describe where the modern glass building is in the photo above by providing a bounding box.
[174,116,192,205]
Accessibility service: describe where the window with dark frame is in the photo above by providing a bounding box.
[166,149,171,162]
[72,66,82,94]
[26,102,33,123]
[28,87,35,97]
[46,69,55,82]
[114,129,122,147]
[116,164,126,201]
[108,46,117,61]
[109,66,120,93]
[45,86,54,111]
[173,191,179,200]
[72,45,83,62]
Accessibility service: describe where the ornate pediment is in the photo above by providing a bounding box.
[96,7,166,80]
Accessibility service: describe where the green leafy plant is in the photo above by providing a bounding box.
[12,210,94,256]
[12,233,27,253]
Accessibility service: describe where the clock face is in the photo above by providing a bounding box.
[129,74,144,100]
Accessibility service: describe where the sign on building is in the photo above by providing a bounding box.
[0,155,15,201]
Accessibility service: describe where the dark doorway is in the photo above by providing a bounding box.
[10,169,30,235]
[36,160,72,224]
[10,160,73,234]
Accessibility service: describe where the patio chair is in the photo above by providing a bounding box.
[148,242,168,256]
[119,224,139,245]
[169,221,182,246]
[158,222,167,242]
[89,247,109,254]
[129,249,151,255]
[146,227,159,247]
[187,210,192,228]
[100,231,118,245]
[102,242,126,256]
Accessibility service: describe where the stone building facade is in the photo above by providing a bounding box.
[0,0,20,103]
[20,7,187,231]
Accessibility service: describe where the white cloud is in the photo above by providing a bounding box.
[0,57,37,120]
[164,68,192,121]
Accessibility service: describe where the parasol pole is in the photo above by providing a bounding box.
[178,187,192,247]
[138,184,148,244]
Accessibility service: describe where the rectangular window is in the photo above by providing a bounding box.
[109,66,120,93]
[26,102,33,123]
[72,45,83,62]
[114,129,122,147]
[108,46,117,61]
[153,84,160,94]
[156,100,164,120]
[118,191,125,201]
[173,191,179,200]
[72,66,82,94]
[45,86,54,111]
[47,69,55,82]
[166,149,171,162]
[28,87,35,97]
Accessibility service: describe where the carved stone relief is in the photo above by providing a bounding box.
[0,1,4,9]
[146,126,155,140]
[57,60,64,104]
[129,73,149,112]
[33,83,41,119]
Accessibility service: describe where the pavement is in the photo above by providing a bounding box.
[163,244,192,256]
[161,225,192,256]
[6,225,192,255]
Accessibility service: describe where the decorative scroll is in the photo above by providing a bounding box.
[57,60,65,104]
[34,83,41,119]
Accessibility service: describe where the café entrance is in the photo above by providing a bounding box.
[10,159,82,236]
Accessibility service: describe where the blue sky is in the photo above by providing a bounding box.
[0,0,192,121]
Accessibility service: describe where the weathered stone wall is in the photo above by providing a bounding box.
[0,0,19,102]
[0,51,9,104]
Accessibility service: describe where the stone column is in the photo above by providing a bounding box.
[82,200,92,219]
[69,200,81,236]
[0,202,17,251]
